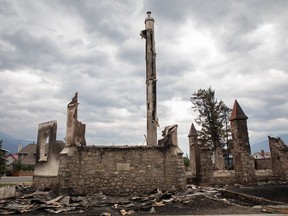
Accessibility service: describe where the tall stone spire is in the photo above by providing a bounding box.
[229,100,248,121]
[141,11,158,146]
[188,123,198,137]
[229,99,255,184]
[229,99,250,154]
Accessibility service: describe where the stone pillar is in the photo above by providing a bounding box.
[214,146,225,170]
[34,121,65,189]
[36,121,57,162]
[141,11,158,146]
[269,136,288,181]
[199,140,214,183]
[229,100,255,184]
[65,92,86,147]
[188,123,201,181]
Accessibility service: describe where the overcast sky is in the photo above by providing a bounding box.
[1,0,288,154]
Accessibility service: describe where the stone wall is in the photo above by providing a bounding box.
[254,170,275,182]
[269,136,288,181]
[33,121,65,189]
[199,144,214,183]
[57,145,186,195]
[213,170,236,185]
[187,100,288,186]
[254,158,272,170]
[33,176,59,189]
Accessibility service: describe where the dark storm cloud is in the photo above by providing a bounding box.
[0,31,62,70]
[116,44,144,65]
[1,0,288,153]
[58,0,139,44]
[0,31,110,73]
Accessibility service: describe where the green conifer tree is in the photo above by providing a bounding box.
[190,87,231,150]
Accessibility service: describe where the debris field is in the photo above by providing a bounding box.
[1,182,288,215]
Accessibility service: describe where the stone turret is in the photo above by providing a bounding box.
[229,100,250,154]
[229,100,255,184]
[188,123,198,138]
[188,123,201,181]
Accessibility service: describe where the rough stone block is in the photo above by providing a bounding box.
[0,186,16,200]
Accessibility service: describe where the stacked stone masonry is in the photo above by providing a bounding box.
[57,145,186,195]
[230,112,256,184]
[269,136,288,181]
[33,121,65,189]
[254,158,272,170]
[188,100,288,186]
[33,90,186,195]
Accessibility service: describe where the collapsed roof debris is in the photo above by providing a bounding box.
[1,182,288,215]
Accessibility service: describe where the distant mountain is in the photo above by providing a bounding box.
[251,134,288,154]
[0,131,34,153]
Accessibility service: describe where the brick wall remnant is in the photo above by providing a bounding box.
[33,121,65,188]
[269,136,288,180]
[57,145,186,195]
[65,92,86,147]
[229,100,255,184]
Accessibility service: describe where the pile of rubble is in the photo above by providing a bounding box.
[0,184,220,215]
[0,183,288,215]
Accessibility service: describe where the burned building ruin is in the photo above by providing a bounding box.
[33,92,186,195]
[188,99,288,185]
[33,12,186,195]
[33,12,288,194]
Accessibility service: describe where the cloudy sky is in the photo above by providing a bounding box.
[1,0,288,154]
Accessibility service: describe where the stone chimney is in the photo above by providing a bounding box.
[18,143,22,153]
[141,12,158,146]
